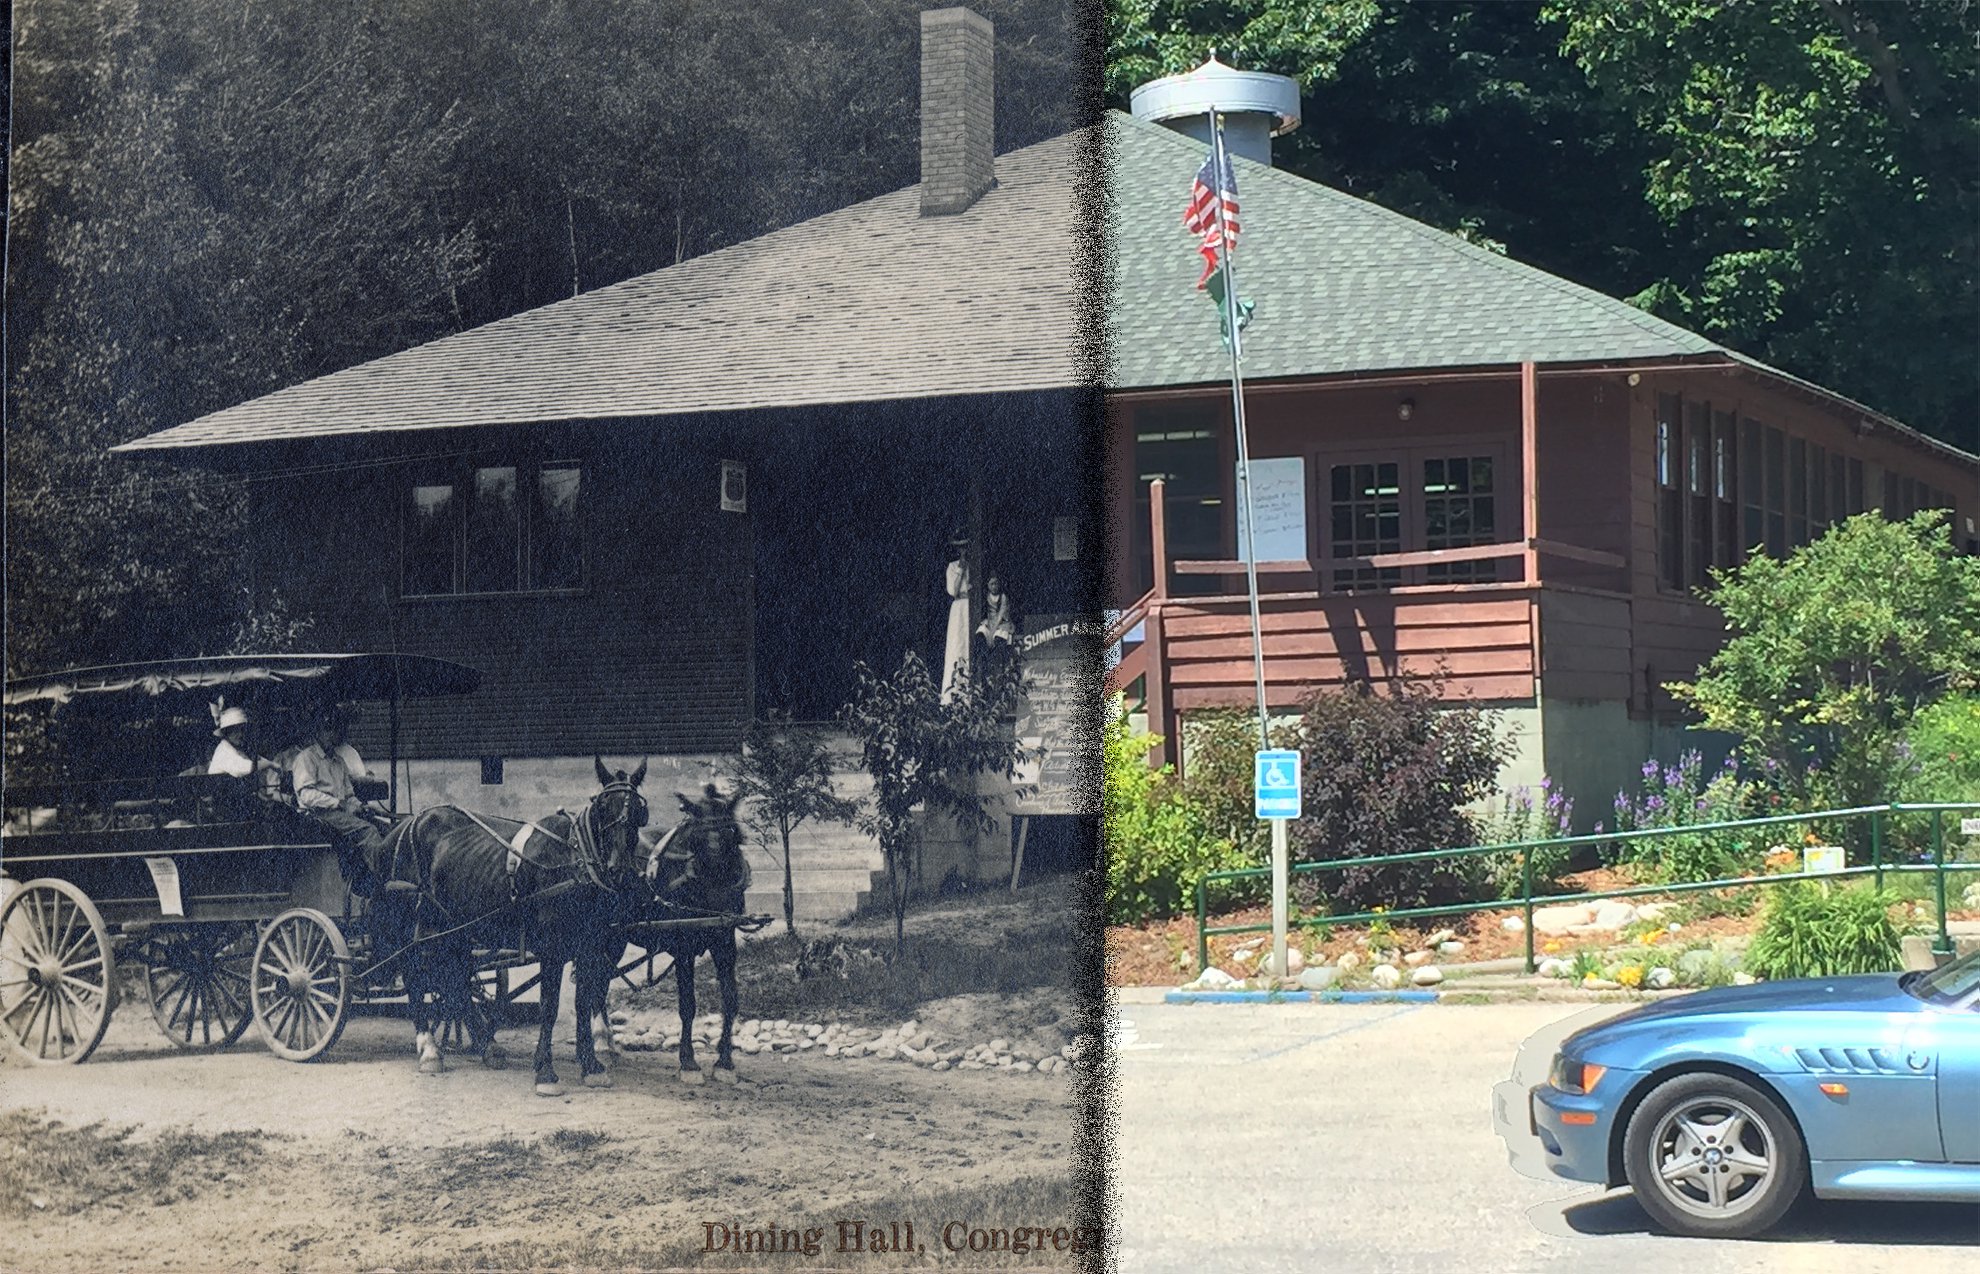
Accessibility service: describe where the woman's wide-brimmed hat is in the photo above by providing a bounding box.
[212,705,250,736]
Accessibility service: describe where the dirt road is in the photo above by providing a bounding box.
[2,1003,1079,1272]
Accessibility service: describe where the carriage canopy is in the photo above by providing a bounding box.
[4,653,483,711]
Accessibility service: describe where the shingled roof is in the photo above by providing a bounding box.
[1107,111,1722,386]
[118,110,1972,464]
[115,129,1084,453]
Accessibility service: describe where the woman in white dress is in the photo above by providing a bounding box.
[940,539,971,703]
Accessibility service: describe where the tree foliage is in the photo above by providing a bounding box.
[722,712,863,940]
[1105,0,1979,451]
[839,650,1033,957]
[1669,512,1980,812]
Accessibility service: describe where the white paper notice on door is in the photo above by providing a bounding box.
[1235,457,1306,564]
[143,857,185,917]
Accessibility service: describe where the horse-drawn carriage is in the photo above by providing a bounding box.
[2,652,767,1093]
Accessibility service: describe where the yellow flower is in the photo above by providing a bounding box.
[1641,929,1663,946]
[1616,966,1644,988]
[1542,940,1561,954]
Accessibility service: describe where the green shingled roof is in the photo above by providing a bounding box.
[1105,110,1722,387]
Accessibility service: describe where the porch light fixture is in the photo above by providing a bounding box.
[1397,399,1415,421]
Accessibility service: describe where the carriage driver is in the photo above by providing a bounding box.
[291,706,391,868]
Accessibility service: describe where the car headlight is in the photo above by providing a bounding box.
[1550,1053,1607,1095]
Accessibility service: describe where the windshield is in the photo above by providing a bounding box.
[1904,949,1980,1009]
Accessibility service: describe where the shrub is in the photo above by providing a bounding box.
[1743,881,1916,980]
[1670,511,1980,812]
[1285,678,1512,914]
[1607,750,1762,883]
[1468,780,1575,900]
[1103,704,1250,926]
[1898,693,1980,807]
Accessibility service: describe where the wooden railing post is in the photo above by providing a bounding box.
[1147,478,1173,770]
[1521,360,1540,586]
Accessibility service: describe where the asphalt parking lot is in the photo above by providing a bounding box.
[1113,996,1979,1273]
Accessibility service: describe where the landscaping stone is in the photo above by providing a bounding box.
[1581,976,1622,991]
[1733,972,1758,986]
[1257,948,1305,976]
[1403,951,1434,968]
[1437,940,1465,957]
[1297,966,1340,992]
[1592,901,1639,930]
[1647,967,1676,989]
[1425,928,1458,947]
[1370,964,1402,990]
[1183,968,1238,991]
[1537,957,1569,979]
[1410,966,1444,987]
[1336,952,1361,973]
[1635,903,1670,922]
[1501,916,1526,933]
[1532,904,1595,936]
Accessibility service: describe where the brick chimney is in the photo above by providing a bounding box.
[919,8,995,216]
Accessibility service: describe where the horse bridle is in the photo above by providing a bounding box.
[569,779,648,892]
[646,807,751,900]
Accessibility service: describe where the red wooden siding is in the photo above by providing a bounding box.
[1536,588,1634,704]
[1155,587,1536,711]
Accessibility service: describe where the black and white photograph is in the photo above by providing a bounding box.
[5,2,1108,1269]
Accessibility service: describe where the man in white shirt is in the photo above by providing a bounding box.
[292,709,389,866]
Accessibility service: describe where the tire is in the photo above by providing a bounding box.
[145,922,257,1050]
[250,908,351,1061]
[1622,1071,1807,1238]
[0,878,117,1064]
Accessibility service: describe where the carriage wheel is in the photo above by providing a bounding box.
[0,878,117,1065]
[250,909,350,1062]
[145,923,257,1050]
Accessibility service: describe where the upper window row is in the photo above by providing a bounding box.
[1656,394,1961,593]
[404,461,583,597]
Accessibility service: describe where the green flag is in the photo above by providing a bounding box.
[1204,265,1255,350]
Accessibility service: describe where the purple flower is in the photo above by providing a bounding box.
[1646,795,1665,811]
[1642,760,1660,779]
[1695,798,1707,811]
[1722,755,1739,771]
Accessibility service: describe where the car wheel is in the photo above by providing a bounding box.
[1622,1072,1806,1239]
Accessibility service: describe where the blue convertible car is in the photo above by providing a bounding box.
[1529,948,1980,1237]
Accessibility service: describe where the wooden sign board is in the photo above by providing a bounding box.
[1235,456,1306,564]
[1011,616,1098,816]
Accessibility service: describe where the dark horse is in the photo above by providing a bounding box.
[371,758,648,1096]
[631,784,753,1085]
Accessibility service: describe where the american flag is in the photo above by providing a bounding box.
[1183,149,1240,289]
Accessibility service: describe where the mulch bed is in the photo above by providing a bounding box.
[1106,867,1980,988]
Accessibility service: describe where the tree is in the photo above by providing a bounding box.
[722,712,862,940]
[1286,677,1511,914]
[1669,512,1980,812]
[839,650,1032,958]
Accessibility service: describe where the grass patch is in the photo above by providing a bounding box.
[409,1173,1090,1270]
[0,1111,269,1216]
[544,1128,611,1153]
[431,1131,623,1193]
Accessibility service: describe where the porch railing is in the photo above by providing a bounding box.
[1191,801,1978,976]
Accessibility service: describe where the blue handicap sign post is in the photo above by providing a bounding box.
[1254,749,1301,820]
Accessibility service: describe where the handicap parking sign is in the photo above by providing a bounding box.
[1254,749,1301,820]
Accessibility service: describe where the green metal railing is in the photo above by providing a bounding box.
[1193,802,1979,975]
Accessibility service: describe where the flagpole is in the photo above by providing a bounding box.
[1210,110,1270,753]
[1208,109,1289,983]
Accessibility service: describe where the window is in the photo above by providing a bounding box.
[1658,396,1683,591]
[1829,453,1847,528]
[1423,456,1499,583]
[1787,437,1807,547]
[1685,402,1711,588]
[1848,458,1865,514]
[1764,427,1786,558]
[1808,444,1827,535]
[1131,410,1223,595]
[1741,420,1764,557]
[402,460,585,597]
[1713,409,1739,569]
[1329,462,1404,591]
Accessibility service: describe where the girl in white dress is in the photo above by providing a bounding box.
[940,544,971,703]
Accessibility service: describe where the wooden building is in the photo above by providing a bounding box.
[1101,108,1979,821]
[113,9,1095,912]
